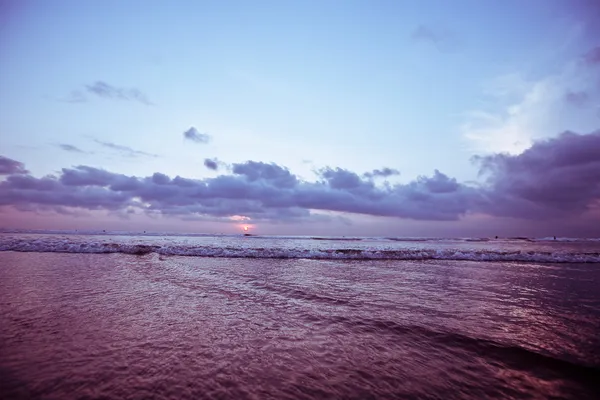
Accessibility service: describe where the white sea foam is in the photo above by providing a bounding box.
[1,229,599,243]
[1,235,599,263]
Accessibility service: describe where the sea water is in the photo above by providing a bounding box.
[1,232,599,399]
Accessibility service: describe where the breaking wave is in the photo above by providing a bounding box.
[1,237,599,263]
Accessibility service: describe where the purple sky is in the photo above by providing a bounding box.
[1,0,599,237]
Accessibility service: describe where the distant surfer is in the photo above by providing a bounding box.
[554,236,556,240]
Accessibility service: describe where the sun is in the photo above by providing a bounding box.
[243,226,249,231]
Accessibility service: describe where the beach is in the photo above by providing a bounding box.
[1,233,599,399]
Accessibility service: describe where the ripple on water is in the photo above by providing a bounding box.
[0,252,599,399]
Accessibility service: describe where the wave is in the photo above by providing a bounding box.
[329,316,600,374]
[1,238,599,263]
[310,237,363,241]
[1,229,599,243]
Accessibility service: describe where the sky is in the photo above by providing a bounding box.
[1,0,600,237]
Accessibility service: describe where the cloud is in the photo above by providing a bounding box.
[1,130,599,227]
[462,76,561,154]
[564,90,590,107]
[462,47,600,154]
[364,167,400,179]
[93,139,158,158]
[0,156,28,175]
[319,167,365,190]
[84,81,153,105]
[583,46,600,65]
[0,159,475,223]
[411,24,460,52]
[572,0,600,41]
[417,170,460,194]
[183,127,211,144]
[57,144,87,153]
[233,161,297,188]
[204,158,219,171]
[473,130,600,219]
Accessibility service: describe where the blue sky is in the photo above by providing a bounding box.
[1,0,599,236]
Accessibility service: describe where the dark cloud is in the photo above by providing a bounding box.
[1,130,599,226]
[84,81,153,105]
[204,158,219,170]
[564,90,590,107]
[364,167,400,179]
[57,144,87,153]
[233,161,298,188]
[473,130,600,219]
[152,172,170,185]
[319,167,365,190]
[0,173,130,211]
[183,127,211,144]
[416,170,460,193]
[0,158,474,222]
[0,156,28,175]
[570,0,600,39]
[93,139,159,158]
[60,165,118,187]
[411,24,460,51]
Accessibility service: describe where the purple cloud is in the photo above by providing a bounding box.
[416,170,460,193]
[0,156,28,175]
[474,130,600,218]
[364,167,400,179]
[234,161,297,188]
[204,158,219,171]
[60,165,119,187]
[319,167,365,190]
[152,172,170,185]
[93,139,158,158]
[57,144,87,153]
[183,127,211,144]
[564,90,590,107]
[583,46,600,65]
[1,130,599,225]
[0,159,475,222]
[84,81,153,105]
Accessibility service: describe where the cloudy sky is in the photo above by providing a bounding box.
[1,0,599,236]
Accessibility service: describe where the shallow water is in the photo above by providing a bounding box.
[1,250,599,399]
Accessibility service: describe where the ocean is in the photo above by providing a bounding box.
[1,232,599,399]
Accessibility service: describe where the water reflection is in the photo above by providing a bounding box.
[1,252,599,399]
